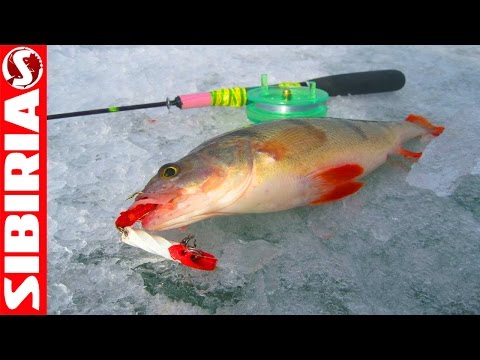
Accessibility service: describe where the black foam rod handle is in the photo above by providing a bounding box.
[305,69,406,96]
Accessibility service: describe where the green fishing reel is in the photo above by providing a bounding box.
[246,74,329,123]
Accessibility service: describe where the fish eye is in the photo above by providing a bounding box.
[161,164,179,178]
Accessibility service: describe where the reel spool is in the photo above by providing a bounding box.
[246,74,329,123]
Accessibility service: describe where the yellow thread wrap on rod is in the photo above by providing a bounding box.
[210,87,247,107]
[278,82,302,88]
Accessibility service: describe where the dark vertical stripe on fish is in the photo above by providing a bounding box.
[291,119,327,144]
[342,120,368,140]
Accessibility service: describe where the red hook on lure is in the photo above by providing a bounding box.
[116,204,217,271]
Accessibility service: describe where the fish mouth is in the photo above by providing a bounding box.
[115,190,183,230]
[116,190,227,232]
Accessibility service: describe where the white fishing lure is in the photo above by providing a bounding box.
[121,226,175,260]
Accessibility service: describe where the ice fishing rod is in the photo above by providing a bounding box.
[47,70,405,121]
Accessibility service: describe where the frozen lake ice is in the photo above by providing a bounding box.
[47,45,480,314]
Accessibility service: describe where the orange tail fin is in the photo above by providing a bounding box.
[405,114,445,136]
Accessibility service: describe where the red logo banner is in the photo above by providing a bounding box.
[0,45,47,315]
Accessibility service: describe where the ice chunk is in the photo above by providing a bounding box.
[472,159,480,175]
[407,108,480,196]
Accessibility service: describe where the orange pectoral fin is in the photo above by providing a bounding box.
[309,164,365,205]
[255,140,288,161]
[310,181,364,205]
[397,147,422,160]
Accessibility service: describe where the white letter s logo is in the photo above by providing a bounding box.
[4,276,40,310]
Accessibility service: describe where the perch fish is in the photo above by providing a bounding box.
[116,114,444,232]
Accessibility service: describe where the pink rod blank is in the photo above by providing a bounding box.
[179,93,212,109]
